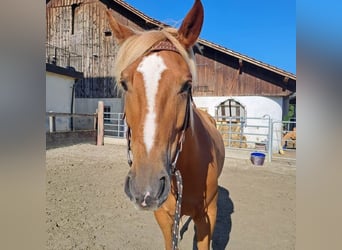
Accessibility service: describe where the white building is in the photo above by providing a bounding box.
[46,63,83,132]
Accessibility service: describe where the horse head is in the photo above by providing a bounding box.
[106,0,203,210]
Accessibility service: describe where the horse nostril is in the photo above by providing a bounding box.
[142,193,153,207]
[124,175,134,200]
[156,176,166,199]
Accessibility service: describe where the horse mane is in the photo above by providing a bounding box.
[114,27,198,89]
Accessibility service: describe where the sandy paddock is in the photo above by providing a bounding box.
[46,143,295,250]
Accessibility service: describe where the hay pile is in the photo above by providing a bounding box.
[217,122,247,148]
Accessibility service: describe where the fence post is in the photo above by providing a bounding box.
[49,111,56,132]
[267,117,273,162]
[97,101,104,146]
[94,109,98,130]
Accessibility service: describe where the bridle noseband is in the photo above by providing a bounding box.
[122,39,193,250]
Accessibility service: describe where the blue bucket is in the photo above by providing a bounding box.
[250,152,266,166]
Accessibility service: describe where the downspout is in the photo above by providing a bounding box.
[70,79,77,130]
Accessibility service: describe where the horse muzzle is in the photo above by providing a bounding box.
[124,169,171,210]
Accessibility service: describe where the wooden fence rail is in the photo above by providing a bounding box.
[46,101,105,146]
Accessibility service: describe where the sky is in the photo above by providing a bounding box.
[124,0,296,74]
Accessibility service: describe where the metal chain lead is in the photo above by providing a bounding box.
[170,118,187,249]
[171,169,183,250]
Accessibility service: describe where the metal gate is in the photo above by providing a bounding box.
[103,112,296,162]
[271,120,296,161]
[216,114,296,162]
[103,112,126,138]
[216,114,273,161]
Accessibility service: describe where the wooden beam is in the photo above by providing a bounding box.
[238,58,243,74]
[282,76,289,91]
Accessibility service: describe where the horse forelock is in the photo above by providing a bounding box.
[114,28,198,91]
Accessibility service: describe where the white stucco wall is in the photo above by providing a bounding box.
[46,72,75,131]
[193,96,284,153]
[75,98,123,114]
[193,96,282,120]
[75,98,124,129]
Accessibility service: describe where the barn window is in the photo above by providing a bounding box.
[71,4,80,35]
[104,31,112,37]
[216,98,247,148]
[215,98,246,124]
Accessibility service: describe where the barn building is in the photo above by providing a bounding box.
[46,0,296,152]
[46,63,83,132]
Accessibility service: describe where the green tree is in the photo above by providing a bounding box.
[284,104,295,121]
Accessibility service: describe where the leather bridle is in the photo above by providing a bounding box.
[122,39,193,250]
[124,39,193,174]
[124,86,192,174]
[124,88,191,250]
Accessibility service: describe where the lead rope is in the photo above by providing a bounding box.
[170,129,186,250]
[171,169,183,250]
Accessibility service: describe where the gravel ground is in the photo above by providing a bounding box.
[46,143,295,250]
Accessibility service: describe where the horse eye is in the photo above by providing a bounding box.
[179,81,192,94]
[120,79,128,91]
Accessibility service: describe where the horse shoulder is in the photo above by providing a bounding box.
[196,108,216,126]
[194,108,225,172]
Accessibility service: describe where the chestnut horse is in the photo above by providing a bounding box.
[106,1,225,249]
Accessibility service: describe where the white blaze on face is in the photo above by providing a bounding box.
[137,53,167,154]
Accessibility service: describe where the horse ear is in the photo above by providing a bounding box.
[177,0,204,48]
[106,9,135,45]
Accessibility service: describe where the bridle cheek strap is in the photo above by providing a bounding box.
[170,88,192,172]
[126,126,133,167]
